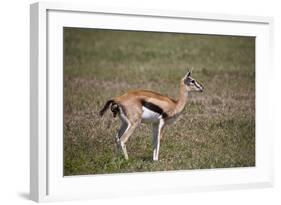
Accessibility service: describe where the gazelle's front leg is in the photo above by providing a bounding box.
[152,119,165,161]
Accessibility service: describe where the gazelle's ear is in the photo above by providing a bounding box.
[183,71,191,80]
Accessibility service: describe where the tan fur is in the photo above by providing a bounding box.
[113,79,189,123]
[100,72,203,161]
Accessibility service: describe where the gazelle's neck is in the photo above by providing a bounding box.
[172,81,188,114]
[175,81,188,114]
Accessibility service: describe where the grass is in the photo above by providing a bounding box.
[63,28,255,176]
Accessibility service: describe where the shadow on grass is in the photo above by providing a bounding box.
[141,155,153,162]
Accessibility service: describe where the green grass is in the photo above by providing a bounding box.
[63,28,255,176]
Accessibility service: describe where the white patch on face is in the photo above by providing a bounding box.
[141,106,161,123]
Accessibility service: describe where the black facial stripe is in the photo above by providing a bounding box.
[194,82,201,89]
[140,100,168,118]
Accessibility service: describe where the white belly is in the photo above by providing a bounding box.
[141,106,161,122]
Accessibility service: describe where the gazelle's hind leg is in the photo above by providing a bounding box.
[152,119,165,161]
[115,105,142,160]
[118,122,139,160]
[115,122,128,151]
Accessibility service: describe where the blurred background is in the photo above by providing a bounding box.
[63,28,255,176]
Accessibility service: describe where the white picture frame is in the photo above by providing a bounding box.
[30,2,274,202]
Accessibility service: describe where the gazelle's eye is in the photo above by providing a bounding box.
[191,80,195,84]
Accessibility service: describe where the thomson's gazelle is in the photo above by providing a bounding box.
[99,71,204,161]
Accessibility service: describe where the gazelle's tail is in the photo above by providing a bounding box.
[99,100,114,116]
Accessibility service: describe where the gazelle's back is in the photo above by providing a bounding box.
[114,89,177,106]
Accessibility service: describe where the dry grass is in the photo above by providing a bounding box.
[63,28,255,176]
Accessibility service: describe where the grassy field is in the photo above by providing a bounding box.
[63,28,255,176]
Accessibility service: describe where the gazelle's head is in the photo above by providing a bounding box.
[182,71,204,92]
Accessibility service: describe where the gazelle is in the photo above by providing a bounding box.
[99,71,204,161]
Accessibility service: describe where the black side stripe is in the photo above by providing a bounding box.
[140,100,168,118]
